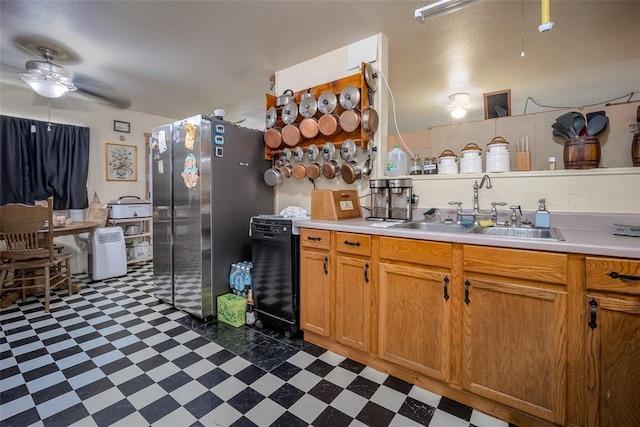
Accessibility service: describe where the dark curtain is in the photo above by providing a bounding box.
[0,115,90,209]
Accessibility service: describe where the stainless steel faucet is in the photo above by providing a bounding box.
[471,175,492,226]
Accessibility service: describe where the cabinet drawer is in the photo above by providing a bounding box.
[379,237,451,268]
[464,245,567,284]
[335,232,371,257]
[300,228,331,250]
[586,257,640,294]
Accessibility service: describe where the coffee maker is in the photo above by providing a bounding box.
[388,178,413,221]
[367,179,389,220]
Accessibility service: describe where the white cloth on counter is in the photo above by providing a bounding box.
[279,206,308,218]
[369,222,398,228]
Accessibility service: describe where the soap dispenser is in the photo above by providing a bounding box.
[535,199,550,229]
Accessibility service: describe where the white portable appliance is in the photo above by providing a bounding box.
[107,196,152,219]
[90,227,127,281]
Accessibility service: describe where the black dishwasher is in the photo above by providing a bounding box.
[250,216,301,337]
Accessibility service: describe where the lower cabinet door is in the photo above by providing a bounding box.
[335,255,370,352]
[585,294,640,427]
[461,276,567,424]
[300,249,330,337]
[378,262,450,381]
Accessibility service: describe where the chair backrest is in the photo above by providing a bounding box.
[0,196,54,261]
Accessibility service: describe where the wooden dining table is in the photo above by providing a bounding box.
[0,221,99,308]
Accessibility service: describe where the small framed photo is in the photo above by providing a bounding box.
[106,143,137,181]
[113,120,131,133]
[483,90,511,119]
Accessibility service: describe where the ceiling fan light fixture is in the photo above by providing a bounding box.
[448,92,470,119]
[19,56,77,99]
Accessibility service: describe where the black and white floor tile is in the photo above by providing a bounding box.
[1,263,516,427]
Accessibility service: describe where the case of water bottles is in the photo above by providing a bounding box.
[229,261,253,298]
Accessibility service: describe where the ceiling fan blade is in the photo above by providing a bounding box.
[72,73,132,109]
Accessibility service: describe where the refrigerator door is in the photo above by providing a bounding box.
[172,115,212,318]
[151,122,174,305]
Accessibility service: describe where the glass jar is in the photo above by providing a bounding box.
[422,157,438,174]
[409,154,422,175]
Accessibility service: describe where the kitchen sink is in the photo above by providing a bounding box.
[467,226,565,241]
[390,221,470,233]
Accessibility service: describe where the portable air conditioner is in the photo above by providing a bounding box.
[90,227,127,281]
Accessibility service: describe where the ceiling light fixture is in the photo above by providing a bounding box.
[18,48,77,99]
[448,92,471,119]
[415,0,480,23]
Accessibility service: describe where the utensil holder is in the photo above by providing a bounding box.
[515,151,531,171]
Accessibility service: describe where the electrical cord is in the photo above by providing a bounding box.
[523,91,639,114]
[377,69,415,158]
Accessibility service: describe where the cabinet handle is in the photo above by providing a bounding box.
[307,236,321,242]
[607,271,640,281]
[588,298,598,330]
[343,240,361,247]
[464,280,471,305]
[443,276,450,301]
[323,256,328,275]
[364,263,369,283]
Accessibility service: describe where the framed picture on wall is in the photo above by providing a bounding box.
[483,89,511,119]
[106,143,137,181]
[113,120,131,133]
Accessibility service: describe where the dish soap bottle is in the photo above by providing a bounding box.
[535,198,550,229]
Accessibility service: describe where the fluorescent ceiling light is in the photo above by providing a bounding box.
[415,0,480,23]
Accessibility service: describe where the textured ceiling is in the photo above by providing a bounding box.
[1,0,639,132]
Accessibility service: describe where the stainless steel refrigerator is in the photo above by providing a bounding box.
[151,114,273,318]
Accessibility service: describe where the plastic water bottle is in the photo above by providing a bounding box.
[385,145,408,176]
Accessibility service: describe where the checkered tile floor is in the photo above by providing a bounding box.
[1,263,515,427]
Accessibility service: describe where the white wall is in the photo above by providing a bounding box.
[1,83,175,272]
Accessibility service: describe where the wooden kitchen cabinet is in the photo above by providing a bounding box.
[378,237,452,381]
[584,257,640,427]
[461,246,568,425]
[334,232,372,353]
[299,229,331,337]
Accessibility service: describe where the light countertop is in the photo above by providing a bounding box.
[296,215,640,259]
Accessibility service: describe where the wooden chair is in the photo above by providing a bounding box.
[0,197,72,312]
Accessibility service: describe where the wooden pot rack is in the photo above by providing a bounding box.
[263,62,375,160]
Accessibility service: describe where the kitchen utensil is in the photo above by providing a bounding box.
[341,160,362,184]
[276,89,295,107]
[586,110,606,123]
[298,91,318,118]
[317,113,340,136]
[265,106,278,128]
[551,121,573,139]
[305,144,321,179]
[553,129,569,140]
[514,137,531,171]
[362,157,372,177]
[572,113,585,137]
[281,123,302,146]
[339,85,360,110]
[317,91,337,114]
[321,142,340,179]
[364,63,378,92]
[339,108,360,132]
[587,114,608,136]
[362,89,379,134]
[263,161,284,186]
[299,117,319,138]
[281,100,298,125]
[340,139,356,161]
[263,127,282,149]
[556,112,577,133]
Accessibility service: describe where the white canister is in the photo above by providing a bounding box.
[486,136,511,173]
[460,143,483,174]
[438,150,459,175]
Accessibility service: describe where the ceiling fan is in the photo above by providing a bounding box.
[14,42,131,109]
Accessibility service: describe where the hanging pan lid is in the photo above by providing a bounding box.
[364,63,378,92]
[281,101,298,125]
[299,91,318,118]
[317,91,337,114]
[265,106,278,128]
[339,85,360,110]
